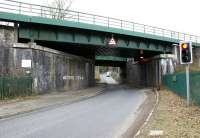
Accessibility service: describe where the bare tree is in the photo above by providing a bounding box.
[47,0,73,20]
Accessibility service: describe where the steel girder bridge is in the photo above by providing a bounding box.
[0,0,200,66]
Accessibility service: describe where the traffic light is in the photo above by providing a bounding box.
[179,41,193,64]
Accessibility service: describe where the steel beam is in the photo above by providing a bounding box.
[18,23,173,53]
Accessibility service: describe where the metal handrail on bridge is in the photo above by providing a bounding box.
[0,0,200,44]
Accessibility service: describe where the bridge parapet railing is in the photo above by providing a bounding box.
[0,0,200,44]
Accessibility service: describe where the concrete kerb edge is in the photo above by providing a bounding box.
[134,88,160,137]
[0,86,106,120]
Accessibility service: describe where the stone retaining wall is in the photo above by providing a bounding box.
[0,25,95,93]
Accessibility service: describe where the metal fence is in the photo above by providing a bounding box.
[0,0,200,44]
[0,76,33,99]
[163,72,200,106]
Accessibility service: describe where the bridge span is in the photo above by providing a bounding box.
[0,0,200,93]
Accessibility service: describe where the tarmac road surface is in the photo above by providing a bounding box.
[0,85,150,138]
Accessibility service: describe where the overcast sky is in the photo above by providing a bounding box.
[21,0,200,36]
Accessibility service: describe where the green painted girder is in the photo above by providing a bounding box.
[95,56,127,62]
[0,12,200,47]
[18,24,173,53]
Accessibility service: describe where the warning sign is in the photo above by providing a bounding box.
[108,37,117,47]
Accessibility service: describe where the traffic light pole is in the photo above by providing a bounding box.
[179,41,192,106]
[186,64,190,106]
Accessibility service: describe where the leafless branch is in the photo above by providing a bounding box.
[47,0,73,20]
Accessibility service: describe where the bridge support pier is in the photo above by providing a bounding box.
[126,58,161,89]
[0,26,95,93]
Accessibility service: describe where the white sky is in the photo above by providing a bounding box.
[22,0,200,36]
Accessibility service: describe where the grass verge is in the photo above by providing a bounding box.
[136,89,200,138]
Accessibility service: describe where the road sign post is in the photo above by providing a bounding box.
[179,41,192,106]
